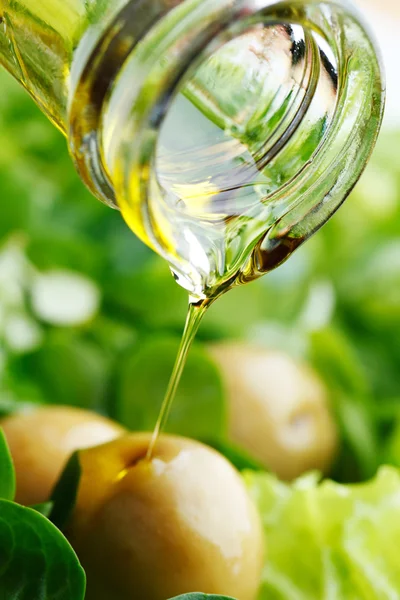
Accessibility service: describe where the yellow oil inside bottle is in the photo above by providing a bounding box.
[115,23,337,303]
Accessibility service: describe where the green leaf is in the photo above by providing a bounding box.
[202,282,268,339]
[334,394,379,480]
[117,336,226,440]
[30,502,54,518]
[0,429,16,501]
[0,376,45,415]
[0,499,85,599]
[308,328,379,481]
[0,397,34,418]
[309,328,369,397]
[384,409,400,468]
[20,334,110,410]
[26,233,105,280]
[202,438,264,472]
[0,178,29,241]
[169,595,237,600]
[105,258,187,332]
[245,466,400,599]
[49,451,82,531]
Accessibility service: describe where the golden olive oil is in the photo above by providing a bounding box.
[146,299,210,460]
[118,24,337,300]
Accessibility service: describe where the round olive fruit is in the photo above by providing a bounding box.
[209,343,339,480]
[1,406,126,506]
[66,433,264,600]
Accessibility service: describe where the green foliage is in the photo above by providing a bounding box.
[0,501,86,600]
[309,328,370,397]
[0,429,86,599]
[117,336,225,440]
[19,334,111,410]
[384,411,400,468]
[169,595,237,600]
[105,258,187,332]
[203,439,264,472]
[246,467,400,599]
[0,429,16,500]
[30,502,53,518]
[50,452,82,530]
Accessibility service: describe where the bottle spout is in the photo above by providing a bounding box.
[0,7,70,132]
[0,0,138,137]
[0,16,20,79]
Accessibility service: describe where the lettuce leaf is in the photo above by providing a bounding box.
[245,467,400,600]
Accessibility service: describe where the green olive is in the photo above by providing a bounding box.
[209,343,339,480]
[1,406,126,505]
[66,433,264,600]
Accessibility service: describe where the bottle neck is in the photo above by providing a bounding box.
[0,0,129,132]
[67,0,231,209]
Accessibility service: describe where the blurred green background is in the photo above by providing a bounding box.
[1,65,399,485]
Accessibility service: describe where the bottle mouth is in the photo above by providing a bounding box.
[68,0,384,298]
[156,23,337,218]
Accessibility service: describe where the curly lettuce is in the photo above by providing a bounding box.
[245,467,400,600]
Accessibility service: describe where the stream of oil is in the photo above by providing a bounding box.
[146,299,211,460]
